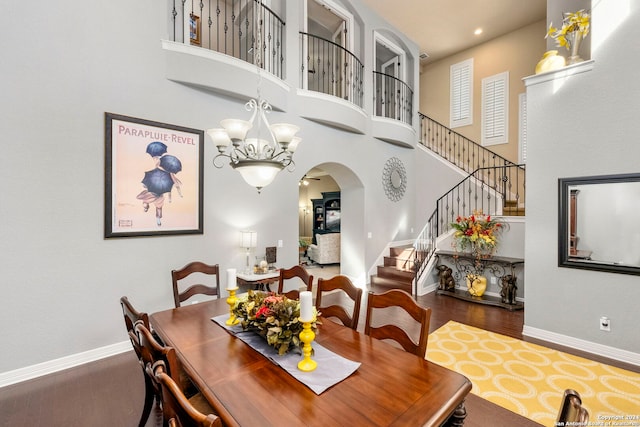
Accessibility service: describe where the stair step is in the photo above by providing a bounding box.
[389,245,414,258]
[369,275,412,293]
[503,206,525,216]
[383,256,416,270]
[376,265,414,283]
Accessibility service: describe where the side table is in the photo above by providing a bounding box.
[435,250,525,311]
[236,271,280,292]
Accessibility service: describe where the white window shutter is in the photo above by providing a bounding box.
[482,71,509,146]
[450,59,473,128]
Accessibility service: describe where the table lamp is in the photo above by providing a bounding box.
[240,230,257,274]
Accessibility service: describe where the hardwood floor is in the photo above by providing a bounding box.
[0,290,634,426]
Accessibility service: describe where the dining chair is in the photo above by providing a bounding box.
[364,289,432,358]
[153,360,223,427]
[316,275,362,330]
[556,389,589,425]
[120,296,156,427]
[277,265,313,299]
[135,322,212,420]
[171,261,220,308]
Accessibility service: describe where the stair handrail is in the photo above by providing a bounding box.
[419,114,518,175]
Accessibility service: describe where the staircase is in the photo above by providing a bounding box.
[503,199,524,216]
[406,114,527,293]
[369,245,416,293]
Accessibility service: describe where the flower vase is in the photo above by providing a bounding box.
[566,31,584,65]
[466,274,487,297]
[535,50,566,74]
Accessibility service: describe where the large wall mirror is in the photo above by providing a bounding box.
[558,173,640,275]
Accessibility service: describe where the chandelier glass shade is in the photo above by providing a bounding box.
[208,99,301,192]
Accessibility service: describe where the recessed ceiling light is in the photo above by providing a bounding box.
[474,28,483,36]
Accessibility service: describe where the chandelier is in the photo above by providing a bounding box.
[207,100,301,193]
[207,1,300,193]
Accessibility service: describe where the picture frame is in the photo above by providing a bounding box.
[189,13,201,46]
[104,112,204,238]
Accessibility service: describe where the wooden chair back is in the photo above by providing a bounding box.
[316,275,362,330]
[120,296,155,427]
[171,262,220,308]
[364,289,432,358]
[556,389,589,425]
[277,265,313,299]
[121,296,149,336]
[153,361,222,427]
[135,322,183,386]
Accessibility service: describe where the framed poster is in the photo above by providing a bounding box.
[105,113,204,238]
[189,13,201,46]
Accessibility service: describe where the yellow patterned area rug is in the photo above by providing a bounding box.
[426,321,640,426]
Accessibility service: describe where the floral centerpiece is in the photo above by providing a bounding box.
[450,211,504,258]
[450,211,505,297]
[546,9,590,64]
[232,290,320,355]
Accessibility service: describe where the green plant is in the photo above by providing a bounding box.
[299,238,309,248]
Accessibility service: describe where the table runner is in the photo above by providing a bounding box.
[212,314,360,394]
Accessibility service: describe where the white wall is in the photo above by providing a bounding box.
[525,0,640,354]
[0,0,421,374]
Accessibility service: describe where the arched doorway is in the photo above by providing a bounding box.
[297,163,366,286]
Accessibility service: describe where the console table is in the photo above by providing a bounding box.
[435,250,524,311]
[236,271,279,292]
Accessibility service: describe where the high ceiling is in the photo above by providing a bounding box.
[360,0,547,64]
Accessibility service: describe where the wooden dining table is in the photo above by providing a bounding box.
[150,298,472,426]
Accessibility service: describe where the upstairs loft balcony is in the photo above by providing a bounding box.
[165,0,415,145]
[373,71,413,126]
[299,31,364,109]
[171,0,285,79]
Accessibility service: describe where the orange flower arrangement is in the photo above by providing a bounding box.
[232,290,320,355]
[450,211,504,258]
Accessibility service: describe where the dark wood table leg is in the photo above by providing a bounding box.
[444,400,467,426]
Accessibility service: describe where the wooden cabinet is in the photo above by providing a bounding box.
[311,191,340,243]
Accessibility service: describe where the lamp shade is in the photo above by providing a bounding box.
[240,230,257,248]
[206,128,231,151]
[270,123,300,144]
[220,119,252,141]
[232,160,284,191]
[287,136,301,153]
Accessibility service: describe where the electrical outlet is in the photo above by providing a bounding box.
[277,240,283,248]
[490,277,497,285]
[600,316,611,331]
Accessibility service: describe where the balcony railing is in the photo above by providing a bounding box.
[300,32,364,108]
[373,71,413,125]
[171,0,285,79]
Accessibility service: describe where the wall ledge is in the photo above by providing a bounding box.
[523,59,595,87]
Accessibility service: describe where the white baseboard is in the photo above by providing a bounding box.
[420,282,438,295]
[523,325,640,367]
[0,341,131,388]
